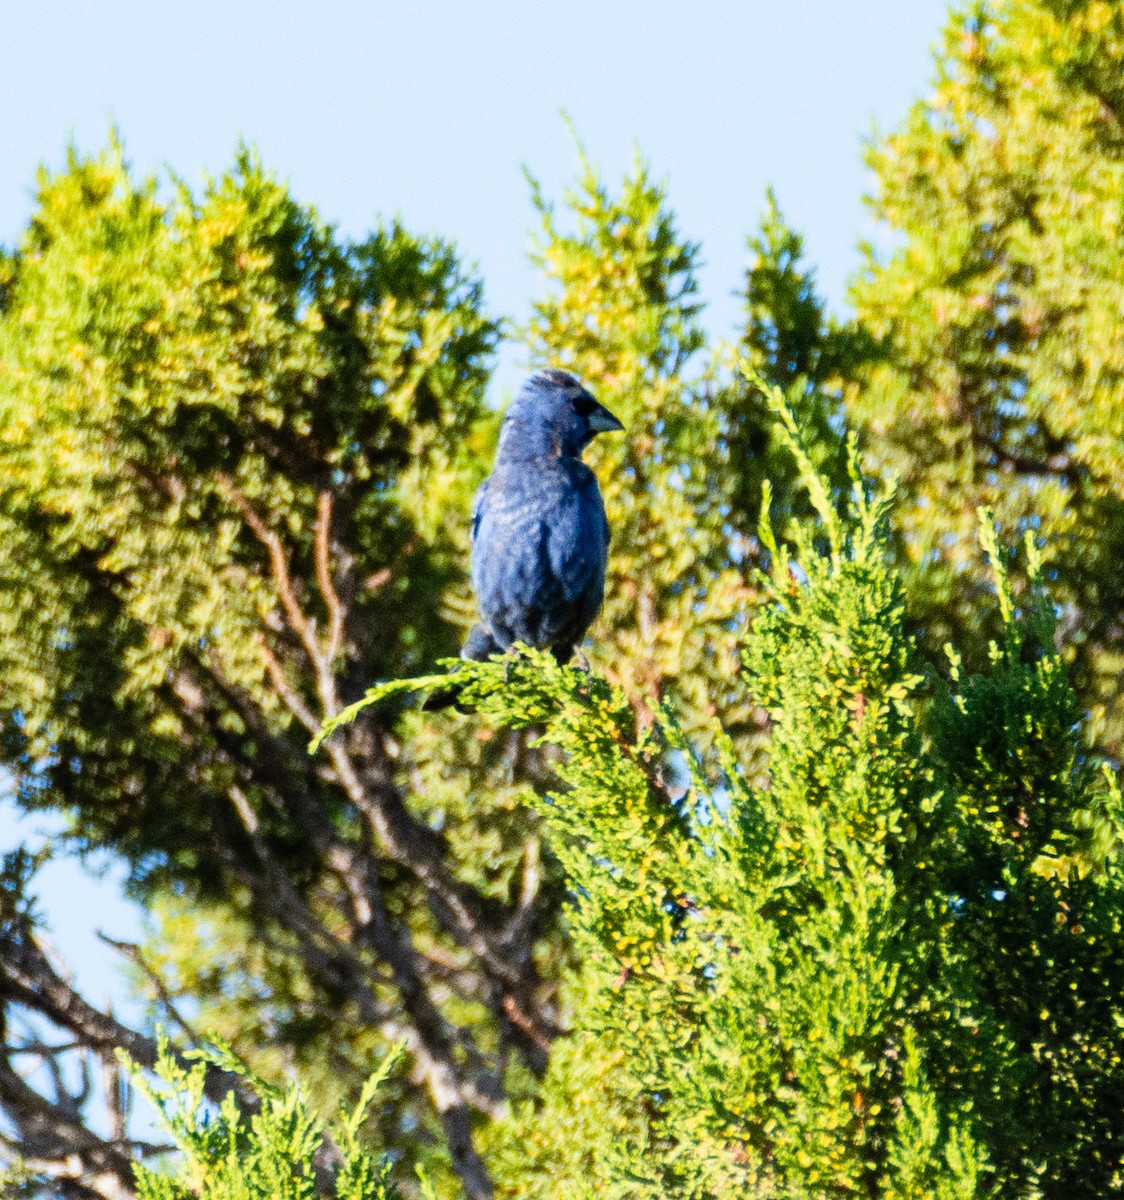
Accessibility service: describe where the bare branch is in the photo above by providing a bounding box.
[254,634,322,735]
[0,910,254,1112]
[314,490,347,667]
[0,1051,163,1200]
[96,936,203,1048]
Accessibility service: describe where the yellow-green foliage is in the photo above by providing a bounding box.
[0,136,505,1183]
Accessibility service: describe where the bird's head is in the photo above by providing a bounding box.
[497,369,624,461]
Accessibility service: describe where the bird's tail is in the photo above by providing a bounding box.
[460,624,504,662]
[421,624,502,712]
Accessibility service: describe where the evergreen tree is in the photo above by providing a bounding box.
[733,187,852,532]
[841,0,1124,753]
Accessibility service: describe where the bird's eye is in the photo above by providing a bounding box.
[573,393,597,417]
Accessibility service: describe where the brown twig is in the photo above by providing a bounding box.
[217,473,321,667]
[314,490,347,666]
[254,633,321,735]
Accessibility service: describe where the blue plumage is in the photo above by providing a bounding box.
[463,369,623,663]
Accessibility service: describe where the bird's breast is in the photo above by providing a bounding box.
[470,458,607,645]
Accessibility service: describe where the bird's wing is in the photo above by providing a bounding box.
[470,479,489,544]
[546,463,609,604]
[470,460,609,652]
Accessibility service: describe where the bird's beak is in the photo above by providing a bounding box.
[587,402,624,434]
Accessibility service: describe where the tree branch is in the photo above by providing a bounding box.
[0,909,254,1114]
[217,473,323,671]
[198,650,558,1060]
[314,490,349,668]
[96,935,204,1049]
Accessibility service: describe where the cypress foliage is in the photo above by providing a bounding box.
[121,1038,409,1200]
[9,5,1124,1192]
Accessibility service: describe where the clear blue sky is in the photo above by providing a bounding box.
[0,0,950,1015]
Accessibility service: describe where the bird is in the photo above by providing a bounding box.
[426,369,623,707]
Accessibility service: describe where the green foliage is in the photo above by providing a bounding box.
[0,136,495,872]
[0,135,510,1191]
[480,1006,643,1200]
[123,1036,404,1200]
[743,190,829,391]
[731,192,852,536]
[13,11,1124,1190]
[924,510,1124,1196]
[844,0,1124,753]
